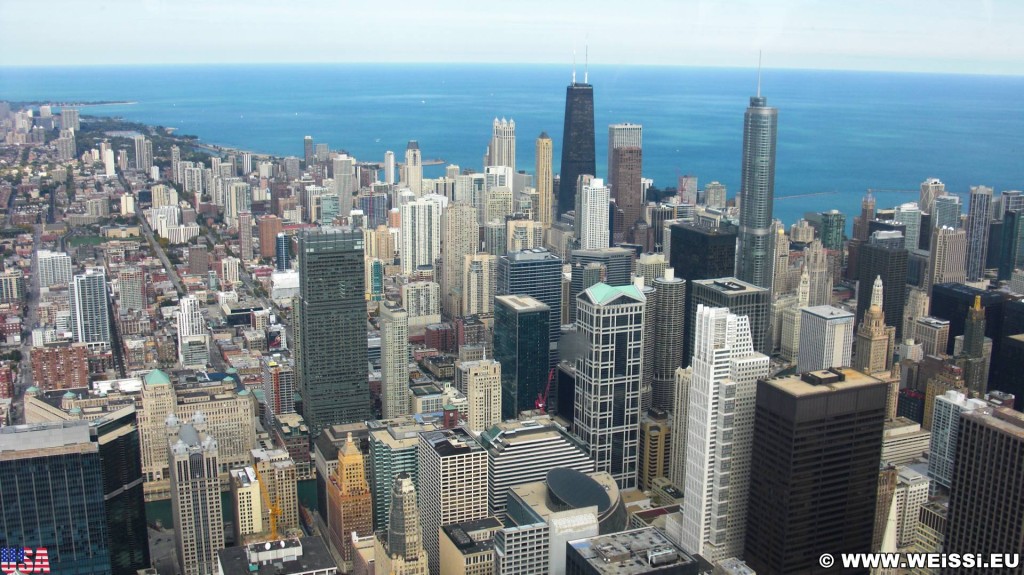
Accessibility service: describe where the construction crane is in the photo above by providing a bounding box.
[253,464,282,540]
[534,368,556,413]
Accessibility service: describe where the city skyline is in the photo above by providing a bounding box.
[1,1,1023,75]
[2,8,1024,566]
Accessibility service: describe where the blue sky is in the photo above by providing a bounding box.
[1,0,1021,74]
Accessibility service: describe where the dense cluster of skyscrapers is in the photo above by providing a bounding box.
[3,63,1024,575]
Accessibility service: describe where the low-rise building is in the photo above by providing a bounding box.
[439,517,502,575]
[216,537,337,575]
[565,527,700,575]
[881,417,931,465]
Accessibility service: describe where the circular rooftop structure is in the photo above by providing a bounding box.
[546,468,611,514]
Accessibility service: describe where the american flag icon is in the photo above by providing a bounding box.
[0,547,50,574]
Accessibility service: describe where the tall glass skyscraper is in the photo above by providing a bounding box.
[496,248,563,357]
[0,421,112,575]
[558,76,595,217]
[92,409,150,575]
[295,228,370,434]
[494,295,550,419]
[933,194,963,230]
[820,209,847,251]
[965,185,994,281]
[736,92,778,290]
[275,232,290,271]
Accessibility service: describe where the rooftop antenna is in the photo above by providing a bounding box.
[757,50,762,97]
[572,46,577,85]
[584,37,589,84]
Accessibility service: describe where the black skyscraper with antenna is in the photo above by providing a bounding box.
[558,52,596,217]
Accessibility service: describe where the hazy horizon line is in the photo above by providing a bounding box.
[1,60,1021,79]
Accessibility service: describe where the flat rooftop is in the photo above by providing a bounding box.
[441,516,502,555]
[693,277,767,295]
[495,294,549,312]
[884,417,924,434]
[503,248,560,262]
[422,428,483,456]
[803,305,854,319]
[567,527,697,574]
[963,406,1024,440]
[917,316,951,328]
[0,420,94,460]
[216,537,335,575]
[764,367,886,398]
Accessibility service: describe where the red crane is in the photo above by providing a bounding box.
[534,368,556,413]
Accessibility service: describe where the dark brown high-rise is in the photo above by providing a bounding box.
[258,215,283,259]
[746,368,888,575]
[943,407,1024,575]
[611,147,642,242]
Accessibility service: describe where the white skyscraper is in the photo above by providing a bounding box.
[133,134,153,170]
[928,390,988,493]
[579,178,610,250]
[401,280,441,331]
[456,359,501,433]
[680,304,770,563]
[117,266,146,312]
[574,283,646,489]
[332,153,358,217]
[404,141,423,195]
[70,268,111,351]
[893,466,931,549]
[151,184,180,209]
[895,202,923,251]
[797,305,855,373]
[418,428,488,575]
[380,302,411,419]
[919,177,945,215]
[384,151,396,185]
[103,148,115,177]
[400,194,446,275]
[486,117,516,172]
[441,202,479,318]
[927,226,967,295]
[38,249,73,287]
[462,253,496,318]
[177,295,208,368]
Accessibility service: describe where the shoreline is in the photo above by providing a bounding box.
[9,100,136,108]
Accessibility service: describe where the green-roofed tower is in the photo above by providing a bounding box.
[573,282,647,490]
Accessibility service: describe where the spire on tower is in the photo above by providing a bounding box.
[757,50,762,98]
[584,42,589,84]
[871,275,884,309]
[572,48,577,85]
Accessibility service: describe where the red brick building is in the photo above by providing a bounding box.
[31,343,90,391]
